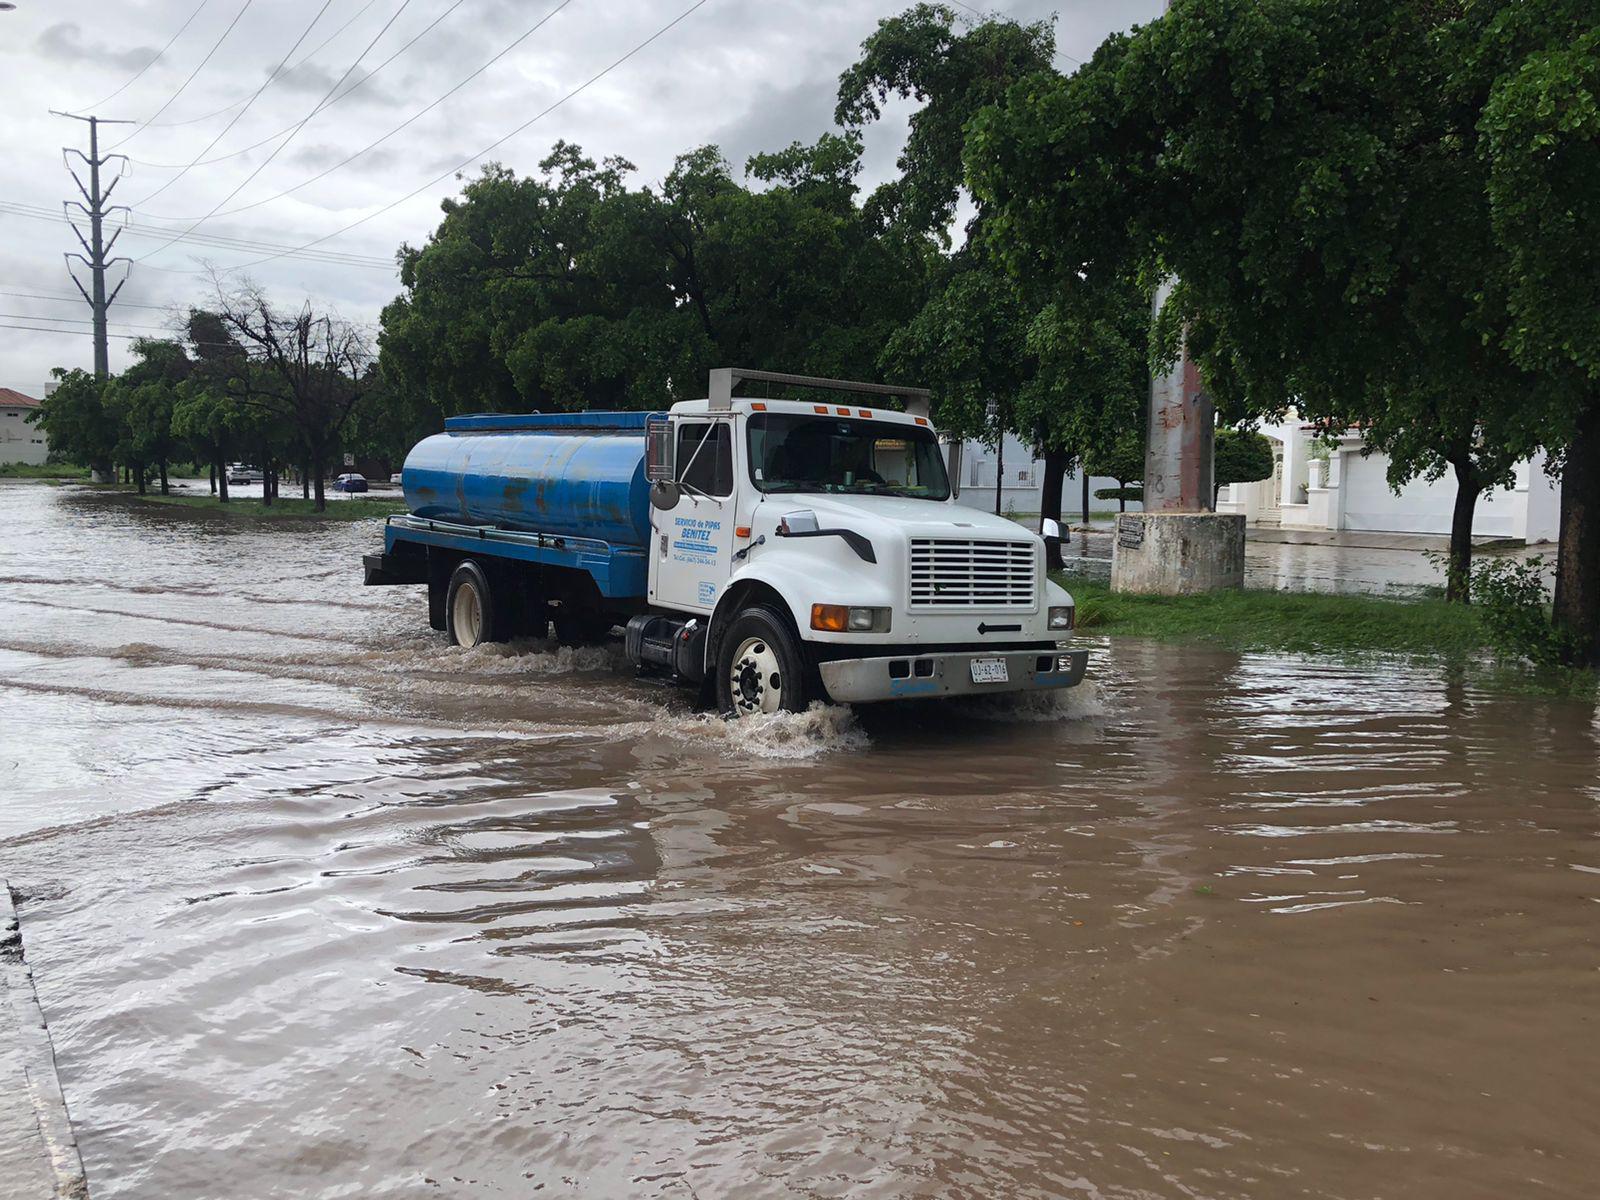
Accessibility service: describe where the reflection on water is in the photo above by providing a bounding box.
[2,481,1599,1199]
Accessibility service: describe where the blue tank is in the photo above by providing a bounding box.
[402,411,660,546]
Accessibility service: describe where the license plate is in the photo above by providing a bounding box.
[970,657,1009,684]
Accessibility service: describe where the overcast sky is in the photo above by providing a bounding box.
[0,0,1161,395]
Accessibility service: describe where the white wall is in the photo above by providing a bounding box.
[955,434,1144,517]
[0,406,47,465]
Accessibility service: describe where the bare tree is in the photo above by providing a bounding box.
[211,279,372,511]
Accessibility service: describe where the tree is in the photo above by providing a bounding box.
[1477,7,1600,662]
[1087,430,1145,513]
[378,138,934,435]
[966,0,1574,608]
[1213,428,1275,505]
[103,338,191,494]
[213,283,372,512]
[839,3,1147,564]
[174,309,251,502]
[29,368,115,477]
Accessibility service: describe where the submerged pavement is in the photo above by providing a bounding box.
[1,885,88,1199]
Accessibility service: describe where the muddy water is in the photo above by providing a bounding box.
[2,481,1598,1200]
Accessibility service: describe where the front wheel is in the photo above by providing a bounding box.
[715,607,809,717]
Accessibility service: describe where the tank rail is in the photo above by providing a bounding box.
[384,514,647,599]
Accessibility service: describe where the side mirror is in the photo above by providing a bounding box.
[645,414,674,482]
[1040,518,1061,541]
[650,479,682,510]
[778,509,819,534]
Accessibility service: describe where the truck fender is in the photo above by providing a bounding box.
[702,558,895,674]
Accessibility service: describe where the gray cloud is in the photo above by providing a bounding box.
[36,22,160,71]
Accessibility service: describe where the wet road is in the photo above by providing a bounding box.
[2,481,1598,1199]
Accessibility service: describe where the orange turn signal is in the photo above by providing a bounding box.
[735,525,751,538]
[810,604,849,632]
[751,402,767,411]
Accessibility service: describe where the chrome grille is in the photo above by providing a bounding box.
[909,538,1037,609]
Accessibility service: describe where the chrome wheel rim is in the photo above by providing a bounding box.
[729,635,784,715]
[452,582,483,646]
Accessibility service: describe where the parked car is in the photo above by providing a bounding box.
[333,473,369,493]
[226,464,264,485]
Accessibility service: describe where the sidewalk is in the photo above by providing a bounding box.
[1,885,88,1199]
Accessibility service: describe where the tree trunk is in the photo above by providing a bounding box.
[1445,458,1482,604]
[301,460,311,501]
[261,446,273,506]
[1118,479,1127,514]
[209,462,217,495]
[312,451,326,512]
[158,460,170,495]
[994,436,1004,516]
[135,463,146,495]
[1039,447,1069,570]
[1554,401,1600,667]
[1081,469,1090,527]
[216,452,230,503]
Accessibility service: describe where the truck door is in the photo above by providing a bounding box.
[649,418,736,614]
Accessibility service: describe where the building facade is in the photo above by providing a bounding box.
[1215,414,1560,543]
[0,389,47,466]
[954,432,1144,519]
[956,422,1557,542]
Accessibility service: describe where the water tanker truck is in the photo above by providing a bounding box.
[363,368,1087,717]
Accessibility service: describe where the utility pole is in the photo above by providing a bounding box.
[51,112,135,382]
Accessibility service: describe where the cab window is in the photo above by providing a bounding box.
[676,421,733,497]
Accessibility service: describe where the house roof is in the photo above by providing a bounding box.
[0,388,41,410]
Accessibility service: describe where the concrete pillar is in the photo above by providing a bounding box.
[1111,278,1245,594]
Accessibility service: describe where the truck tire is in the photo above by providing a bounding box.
[716,607,808,717]
[446,560,505,648]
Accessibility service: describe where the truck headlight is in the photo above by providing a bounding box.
[1048,605,1075,631]
[811,604,891,633]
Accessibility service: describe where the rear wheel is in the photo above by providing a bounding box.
[715,607,808,717]
[446,560,504,648]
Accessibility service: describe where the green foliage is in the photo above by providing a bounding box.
[968,0,1600,616]
[378,139,933,431]
[1087,431,1144,484]
[1094,486,1143,503]
[835,2,1055,236]
[1469,556,1570,666]
[842,3,1145,464]
[1214,428,1275,490]
[30,368,115,471]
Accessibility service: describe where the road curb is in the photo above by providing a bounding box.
[1,883,89,1199]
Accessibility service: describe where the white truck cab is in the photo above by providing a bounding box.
[630,369,1086,715]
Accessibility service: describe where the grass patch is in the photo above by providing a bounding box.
[123,491,407,521]
[1058,571,1597,695]
[1058,571,1490,659]
[0,463,91,480]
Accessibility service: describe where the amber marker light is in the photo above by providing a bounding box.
[810,604,850,632]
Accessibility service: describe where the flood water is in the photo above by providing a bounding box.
[2,481,1597,1200]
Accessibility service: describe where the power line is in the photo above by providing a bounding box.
[140,0,384,129]
[220,0,713,273]
[108,0,258,149]
[132,0,421,262]
[145,0,582,226]
[134,0,339,205]
[130,0,466,170]
[71,0,213,113]
[0,312,176,332]
[0,289,172,311]
[0,202,395,269]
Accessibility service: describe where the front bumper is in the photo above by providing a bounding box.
[818,646,1088,704]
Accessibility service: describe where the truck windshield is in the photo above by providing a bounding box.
[747,413,951,500]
